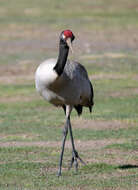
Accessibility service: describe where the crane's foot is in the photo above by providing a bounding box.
[68,150,86,172]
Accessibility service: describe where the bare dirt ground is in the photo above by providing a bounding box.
[0,139,125,149]
[109,88,138,97]
[72,118,130,130]
[1,25,138,59]
[0,62,35,79]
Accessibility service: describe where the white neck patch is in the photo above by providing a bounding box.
[62,34,66,39]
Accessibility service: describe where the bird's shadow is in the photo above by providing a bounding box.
[118,164,138,170]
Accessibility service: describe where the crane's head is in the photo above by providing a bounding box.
[60,30,75,53]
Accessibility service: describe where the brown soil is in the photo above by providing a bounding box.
[0,75,34,84]
[0,94,40,103]
[0,139,125,150]
[72,118,129,130]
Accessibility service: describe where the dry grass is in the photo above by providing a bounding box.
[72,118,129,130]
[0,139,125,150]
[90,73,127,80]
[109,88,138,97]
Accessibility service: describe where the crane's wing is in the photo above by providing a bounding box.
[64,60,94,115]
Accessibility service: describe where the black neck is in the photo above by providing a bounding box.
[53,43,69,76]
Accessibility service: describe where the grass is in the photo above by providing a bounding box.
[0,0,138,189]
[105,142,138,151]
[0,159,137,189]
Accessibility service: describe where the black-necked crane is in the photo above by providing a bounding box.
[35,30,94,176]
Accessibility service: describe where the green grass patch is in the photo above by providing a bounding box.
[84,55,138,75]
[0,146,59,164]
[0,0,138,32]
[106,142,138,151]
[0,84,34,97]
[74,127,138,141]
[0,160,137,190]
[81,162,116,173]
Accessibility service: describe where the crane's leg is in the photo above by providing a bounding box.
[57,106,72,177]
[68,110,86,172]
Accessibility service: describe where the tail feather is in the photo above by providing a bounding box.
[74,105,83,116]
[88,80,94,113]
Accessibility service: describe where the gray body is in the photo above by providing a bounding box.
[35,58,93,108]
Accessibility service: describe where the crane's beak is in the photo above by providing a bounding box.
[66,38,74,53]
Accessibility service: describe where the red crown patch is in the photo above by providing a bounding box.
[63,30,73,38]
